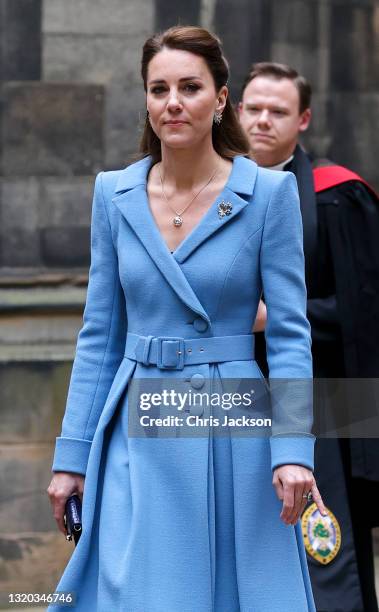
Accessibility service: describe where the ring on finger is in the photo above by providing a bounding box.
[302,491,313,502]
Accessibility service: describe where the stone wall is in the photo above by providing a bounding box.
[0,0,154,602]
[0,0,378,602]
[157,0,379,188]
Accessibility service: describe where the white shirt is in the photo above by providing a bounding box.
[267,154,294,172]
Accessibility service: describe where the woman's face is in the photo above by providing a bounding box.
[146,48,227,151]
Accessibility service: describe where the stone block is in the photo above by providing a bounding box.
[0,443,63,532]
[39,176,93,265]
[1,83,105,177]
[0,228,42,268]
[0,362,70,444]
[43,34,144,85]
[270,0,320,88]
[42,0,153,35]
[302,92,334,158]
[41,0,152,167]
[42,28,149,167]
[40,226,90,267]
[271,0,318,47]
[0,532,72,606]
[0,177,40,267]
[330,3,379,91]
[105,84,146,168]
[0,0,42,80]
[0,177,93,268]
[0,178,40,229]
[327,93,379,191]
[106,125,142,172]
[214,0,271,101]
[155,0,201,30]
[0,312,82,347]
[37,177,94,227]
[270,42,320,94]
[42,34,147,166]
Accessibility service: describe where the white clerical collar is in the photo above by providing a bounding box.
[267,154,294,171]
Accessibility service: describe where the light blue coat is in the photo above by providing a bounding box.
[50,155,316,611]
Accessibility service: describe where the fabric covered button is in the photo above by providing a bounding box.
[193,317,208,332]
[190,373,205,389]
[190,403,204,417]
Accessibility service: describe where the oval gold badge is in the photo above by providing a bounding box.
[301,503,341,565]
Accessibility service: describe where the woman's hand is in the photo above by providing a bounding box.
[253,299,267,332]
[273,464,327,525]
[47,472,85,536]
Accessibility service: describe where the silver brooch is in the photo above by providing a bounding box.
[217,200,233,218]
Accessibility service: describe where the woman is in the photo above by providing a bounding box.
[47,25,326,611]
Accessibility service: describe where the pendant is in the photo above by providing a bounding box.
[173,215,183,227]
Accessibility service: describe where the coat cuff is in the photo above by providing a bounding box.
[270,434,315,471]
[52,437,92,476]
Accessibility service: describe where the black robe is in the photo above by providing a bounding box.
[255,145,379,612]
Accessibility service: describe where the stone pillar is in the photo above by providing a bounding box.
[0,0,155,599]
[0,0,42,81]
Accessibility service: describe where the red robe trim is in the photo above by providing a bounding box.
[313,165,378,198]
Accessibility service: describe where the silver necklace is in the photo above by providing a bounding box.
[158,163,219,227]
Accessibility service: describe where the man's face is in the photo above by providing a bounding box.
[238,76,311,167]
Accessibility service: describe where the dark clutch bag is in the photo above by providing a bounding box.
[64,494,82,545]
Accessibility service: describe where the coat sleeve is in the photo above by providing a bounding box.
[52,172,127,475]
[260,171,315,471]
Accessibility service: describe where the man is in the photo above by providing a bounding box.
[239,62,379,612]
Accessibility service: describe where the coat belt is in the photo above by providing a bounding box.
[124,332,255,370]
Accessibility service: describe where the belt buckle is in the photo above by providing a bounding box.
[156,337,185,370]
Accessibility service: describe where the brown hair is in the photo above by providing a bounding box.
[241,62,312,114]
[139,25,250,162]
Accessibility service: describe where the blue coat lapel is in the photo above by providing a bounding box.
[175,155,257,262]
[113,183,211,326]
[112,155,258,326]
[174,189,250,263]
